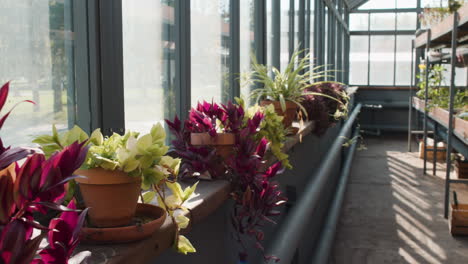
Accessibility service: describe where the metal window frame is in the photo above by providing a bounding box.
[348,0,422,87]
[72,0,351,137]
[74,0,125,136]
[230,0,240,99]
[175,0,191,121]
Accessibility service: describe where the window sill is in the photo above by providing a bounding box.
[72,121,315,264]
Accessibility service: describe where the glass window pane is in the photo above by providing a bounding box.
[395,35,413,85]
[123,0,176,132]
[421,0,449,8]
[370,13,396,31]
[397,0,417,8]
[349,36,369,85]
[397,13,417,30]
[240,0,255,98]
[1,0,74,146]
[324,7,328,71]
[191,0,230,105]
[294,0,300,52]
[350,13,369,31]
[359,0,396,10]
[309,0,314,60]
[369,35,395,85]
[280,0,290,70]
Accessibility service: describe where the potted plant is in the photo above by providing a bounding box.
[166,101,260,179]
[188,101,242,159]
[301,82,349,135]
[245,49,333,129]
[0,81,89,263]
[167,100,288,262]
[34,124,171,227]
[34,124,197,253]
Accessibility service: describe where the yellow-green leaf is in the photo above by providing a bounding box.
[142,191,156,204]
[183,181,199,202]
[177,235,196,254]
[166,182,184,200]
[175,214,190,229]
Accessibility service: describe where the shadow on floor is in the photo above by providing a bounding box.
[331,133,468,264]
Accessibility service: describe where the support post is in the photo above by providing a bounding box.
[423,30,431,175]
[445,13,459,219]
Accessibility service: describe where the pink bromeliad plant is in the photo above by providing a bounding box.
[166,101,287,262]
[0,82,89,264]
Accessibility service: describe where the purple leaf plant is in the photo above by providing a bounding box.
[166,101,287,262]
[0,81,89,264]
[301,82,348,135]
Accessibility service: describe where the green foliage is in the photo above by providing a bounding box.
[244,49,335,116]
[34,124,198,254]
[240,98,292,169]
[416,64,468,112]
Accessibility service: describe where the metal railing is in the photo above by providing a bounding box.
[265,103,362,263]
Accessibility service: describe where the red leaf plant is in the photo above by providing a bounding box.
[166,101,247,179]
[166,101,287,262]
[0,81,89,264]
[0,82,36,170]
[301,82,349,136]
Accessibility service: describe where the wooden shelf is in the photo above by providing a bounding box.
[415,3,468,49]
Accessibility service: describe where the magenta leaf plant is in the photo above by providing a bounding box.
[0,81,89,264]
[302,82,349,135]
[167,101,287,262]
[166,101,249,179]
[0,82,36,170]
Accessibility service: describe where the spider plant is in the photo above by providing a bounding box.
[245,49,337,117]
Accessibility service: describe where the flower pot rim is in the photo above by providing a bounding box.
[75,168,141,185]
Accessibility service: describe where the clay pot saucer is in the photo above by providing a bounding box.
[80,203,167,244]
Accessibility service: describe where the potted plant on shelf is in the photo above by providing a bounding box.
[245,49,334,129]
[188,101,243,159]
[167,100,288,262]
[0,81,89,263]
[166,101,263,179]
[301,82,350,136]
[34,124,197,252]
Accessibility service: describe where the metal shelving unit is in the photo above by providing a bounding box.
[408,4,468,219]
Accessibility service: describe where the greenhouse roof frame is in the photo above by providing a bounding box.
[345,0,369,10]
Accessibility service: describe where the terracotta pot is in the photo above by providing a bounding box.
[455,160,468,179]
[75,168,141,228]
[80,203,167,243]
[191,132,235,160]
[261,100,298,128]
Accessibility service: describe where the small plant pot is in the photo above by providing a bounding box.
[455,159,468,179]
[450,204,468,236]
[75,168,141,228]
[261,100,298,129]
[191,132,235,160]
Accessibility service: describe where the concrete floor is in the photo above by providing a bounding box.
[331,134,468,264]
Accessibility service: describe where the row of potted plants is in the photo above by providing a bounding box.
[245,49,349,136]
[416,64,468,139]
[0,48,350,263]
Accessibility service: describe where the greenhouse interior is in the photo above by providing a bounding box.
[1,0,468,263]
